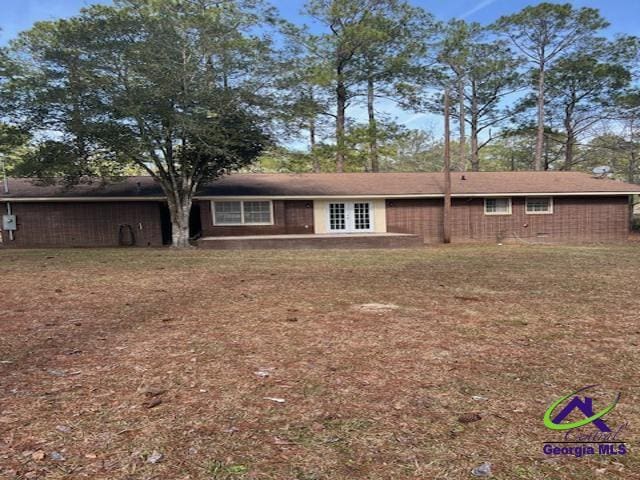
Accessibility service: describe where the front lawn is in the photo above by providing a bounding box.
[0,245,639,479]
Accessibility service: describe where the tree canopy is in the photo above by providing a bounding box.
[3,0,279,246]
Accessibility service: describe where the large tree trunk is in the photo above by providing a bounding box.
[470,122,479,172]
[564,129,575,170]
[534,64,546,171]
[167,191,193,248]
[458,74,466,172]
[470,80,479,172]
[367,72,379,172]
[308,87,320,173]
[310,118,320,173]
[544,136,550,171]
[563,100,575,170]
[629,118,638,183]
[335,63,347,173]
[443,89,452,244]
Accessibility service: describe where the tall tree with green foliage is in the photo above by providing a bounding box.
[0,123,30,174]
[0,44,8,91]
[303,0,407,172]
[493,3,609,170]
[378,129,444,172]
[1,47,30,171]
[351,2,436,172]
[5,0,279,247]
[286,82,330,173]
[416,22,522,172]
[277,45,333,173]
[8,15,125,180]
[342,119,407,171]
[545,38,637,169]
[590,90,640,183]
[616,91,640,183]
[464,40,523,171]
[437,19,482,171]
[581,134,639,183]
[480,126,564,171]
[479,129,536,171]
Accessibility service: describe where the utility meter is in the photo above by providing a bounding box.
[2,214,16,231]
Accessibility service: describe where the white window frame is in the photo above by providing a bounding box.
[212,200,274,226]
[484,197,512,216]
[525,196,554,215]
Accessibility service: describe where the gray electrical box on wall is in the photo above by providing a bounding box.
[2,215,16,231]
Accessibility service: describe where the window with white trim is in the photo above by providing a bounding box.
[484,197,511,215]
[213,201,273,225]
[526,197,553,214]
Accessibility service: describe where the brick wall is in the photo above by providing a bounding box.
[386,198,444,242]
[386,196,630,244]
[199,200,315,236]
[0,201,164,247]
[1,196,629,247]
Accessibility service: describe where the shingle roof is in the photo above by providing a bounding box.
[2,177,165,198]
[195,172,640,196]
[1,172,638,199]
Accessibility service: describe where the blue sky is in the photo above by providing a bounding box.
[1,0,638,145]
[2,0,638,44]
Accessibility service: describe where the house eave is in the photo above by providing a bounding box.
[0,191,637,202]
[0,196,167,202]
[197,192,639,200]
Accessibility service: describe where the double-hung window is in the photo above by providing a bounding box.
[213,200,273,225]
[525,197,553,214]
[484,197,512,215]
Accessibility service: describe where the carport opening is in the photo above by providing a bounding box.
[159,203,172,245]
[189,203,202,239]
[159,202,202,245]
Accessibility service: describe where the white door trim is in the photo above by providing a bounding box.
[326,201,374,233]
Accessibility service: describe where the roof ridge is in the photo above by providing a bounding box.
[6,171,605,181]
[3,170,637,199]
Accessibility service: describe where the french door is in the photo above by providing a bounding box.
[328,201,373,233]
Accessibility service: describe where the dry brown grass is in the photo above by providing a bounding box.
[1,245,639,479]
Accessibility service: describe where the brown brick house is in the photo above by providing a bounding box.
[1,172,638,248]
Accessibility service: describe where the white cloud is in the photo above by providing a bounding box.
[461,0,500,19]
[402,113,429,125]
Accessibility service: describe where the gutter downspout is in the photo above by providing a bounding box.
[5,201,12,241]
[1,154,13,241]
